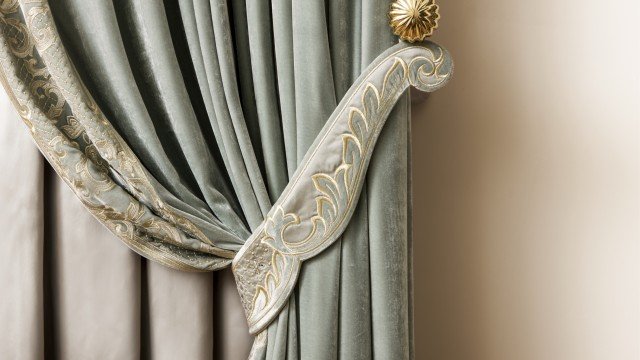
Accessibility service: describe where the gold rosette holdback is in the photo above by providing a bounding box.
[390,0,440,42]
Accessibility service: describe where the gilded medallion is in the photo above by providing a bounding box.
[389,0,440,42]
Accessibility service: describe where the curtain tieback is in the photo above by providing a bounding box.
[232,41,454,334]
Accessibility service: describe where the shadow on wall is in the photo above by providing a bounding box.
[410,0,639,359]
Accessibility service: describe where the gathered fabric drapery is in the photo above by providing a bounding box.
[0,0,452,358]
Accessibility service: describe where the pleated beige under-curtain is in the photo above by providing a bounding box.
[0,90,253,359]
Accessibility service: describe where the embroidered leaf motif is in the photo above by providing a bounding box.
[273,251,285,275]
[252,287,268,316]
[348,108,368,143]
[362,83,380,120]
[265,273,278,294]
[382,58,408,98]
[316,195,336,223]
[342,134,362,164]
[312,173,341,207]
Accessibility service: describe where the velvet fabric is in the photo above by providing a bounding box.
[1,0,413,358]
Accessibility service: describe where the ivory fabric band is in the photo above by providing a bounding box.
[233,41,453,334]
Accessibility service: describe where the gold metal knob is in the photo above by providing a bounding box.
[389,0,440,43]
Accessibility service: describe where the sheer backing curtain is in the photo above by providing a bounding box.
[0,0,413,359]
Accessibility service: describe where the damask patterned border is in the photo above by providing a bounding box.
[233,41,453,334]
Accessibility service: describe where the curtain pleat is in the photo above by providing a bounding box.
[361,3,413,356]
[0,0,413,358]
[0,92,45,359]
[244,0,288,202]
[368,98,412,358]
[116,0,238,222]
[48,174,141,359]
[143,263,214,359]
[270,0,297,178]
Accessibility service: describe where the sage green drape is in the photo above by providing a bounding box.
[2,0,413,358]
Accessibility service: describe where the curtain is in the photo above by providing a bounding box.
[0,0,430,358]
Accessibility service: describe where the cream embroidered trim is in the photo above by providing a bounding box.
[233,41,453,334]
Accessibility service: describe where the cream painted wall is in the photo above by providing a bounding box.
[411,0,639,359]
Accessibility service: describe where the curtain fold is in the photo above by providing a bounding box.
[0,89,45,359]
[0,0,420,358]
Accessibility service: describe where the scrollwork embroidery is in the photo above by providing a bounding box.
[233,42,453,334]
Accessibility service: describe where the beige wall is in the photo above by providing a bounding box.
[411,0,639,359]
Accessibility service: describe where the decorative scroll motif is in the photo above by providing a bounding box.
[0,1,234,271]
[233,41,454,334]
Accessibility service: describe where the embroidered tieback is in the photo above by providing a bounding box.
[232,40,454,334]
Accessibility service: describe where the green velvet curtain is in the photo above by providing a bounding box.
[1,0,414,358]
